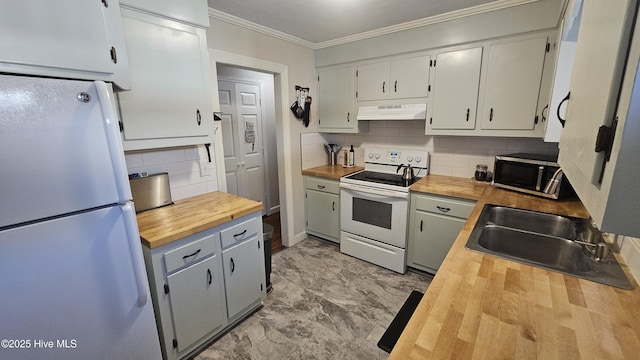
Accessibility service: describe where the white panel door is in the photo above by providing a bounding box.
[357,62,390,101]
[222,238,264,320]
[218,81,240,196]
[218,80,265,208]
[318,67,356,130]
[429,47,482,130]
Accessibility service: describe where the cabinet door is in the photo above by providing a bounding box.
[390,56,430,99]
[306,190,340,241]
[559,0,635,187]
[117,9,212,141]
[408,211,465,273]
[222,238,264,320]
[166,255,225,352]
[429,47,482,130]
[480,37,548,130]
[318,67,356,131]
[0,0,129,88]
[357,62,390,101]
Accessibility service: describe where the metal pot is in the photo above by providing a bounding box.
[396,164,415,182]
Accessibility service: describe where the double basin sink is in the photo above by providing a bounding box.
[465,204,633,289]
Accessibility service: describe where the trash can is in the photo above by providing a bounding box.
[262,223,273,294]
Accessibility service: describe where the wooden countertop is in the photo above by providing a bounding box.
[390,185,640,360]
[301,165,364,179]
[137,191,263,249]
[410,174,489,200]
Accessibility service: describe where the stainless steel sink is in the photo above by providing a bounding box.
[466,204,633,289]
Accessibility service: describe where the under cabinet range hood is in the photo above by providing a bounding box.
[356,103,427,121]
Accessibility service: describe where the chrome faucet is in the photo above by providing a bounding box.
[543,168,564,195]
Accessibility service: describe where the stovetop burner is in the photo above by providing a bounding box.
[345,171,421,187]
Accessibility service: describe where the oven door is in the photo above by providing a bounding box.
[340,182,409,248]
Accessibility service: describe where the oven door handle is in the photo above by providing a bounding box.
[340,182,409,199]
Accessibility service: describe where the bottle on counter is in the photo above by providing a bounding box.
[343,149,348,167]
[348,145,355,167]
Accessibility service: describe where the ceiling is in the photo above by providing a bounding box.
[207,0,532,47]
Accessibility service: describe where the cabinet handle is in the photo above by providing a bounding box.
[557,92,570,128]
[196,109,202,126]
[382,81,386,94]
[102,0,108,7]
[182,248,201,260]
[489,108,494,122]
[207,269,212,285]
[436,206,451,213]
[230,258,235,273]
[233,229,248,238]
[332,201,335,211]
[541,104,549,123]
[347,112,350,122]
[420,219,423,232]
[317,185,326,189]
[394,80,397,93]
[466,108,470,122]
[110,47,117,64]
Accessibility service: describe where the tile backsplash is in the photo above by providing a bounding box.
[302,120,559,179]
[125,146,218,201]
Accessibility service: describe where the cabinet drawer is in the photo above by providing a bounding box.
[413,194,475,219]
[305,176,340,194]
[220,217,261,249]
[164,234,216,274]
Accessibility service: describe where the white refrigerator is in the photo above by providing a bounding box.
[0,75,162,359]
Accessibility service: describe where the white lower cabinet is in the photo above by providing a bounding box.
[407,193,476,274]
[143,213,265,360]
[304,176,340,243]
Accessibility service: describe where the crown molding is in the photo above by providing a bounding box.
[209,0,540,50]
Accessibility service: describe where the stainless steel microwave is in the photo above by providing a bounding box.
[492,153,575,200]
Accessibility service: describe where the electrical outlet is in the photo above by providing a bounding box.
[199,160,210,177]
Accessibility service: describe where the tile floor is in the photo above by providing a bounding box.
[195,237,432,359]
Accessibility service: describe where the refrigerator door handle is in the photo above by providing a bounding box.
[122,202,148,307]
[95,80,132,203]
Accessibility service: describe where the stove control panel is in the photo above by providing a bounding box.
[365,148,430,170]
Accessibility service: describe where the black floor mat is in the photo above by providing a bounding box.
[377,290,424,353]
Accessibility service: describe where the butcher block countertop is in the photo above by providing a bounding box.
[410,174,489,200]
[301,165,364,179]
[390,185,640,360]
[137,191,263,249]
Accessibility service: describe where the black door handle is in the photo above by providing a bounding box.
[557,92,570,128]
[233,229,248,238]
[420,220,423,232]
[230,258,235,273]
[207,269,212,285]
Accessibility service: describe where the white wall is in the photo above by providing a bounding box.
[125,146,218,201]
[207,17,317,246]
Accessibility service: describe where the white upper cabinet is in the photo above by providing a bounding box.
[558,0,640,237]
[0,0,130,89]
[545,0,583,142]
[479,36,548,131]
[427,47,482,130]
[356,56,430,102]
[425,32,555,137]
[117,8,214,150]
[318,66,368,133]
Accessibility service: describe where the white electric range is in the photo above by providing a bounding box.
[339,147,429,273]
